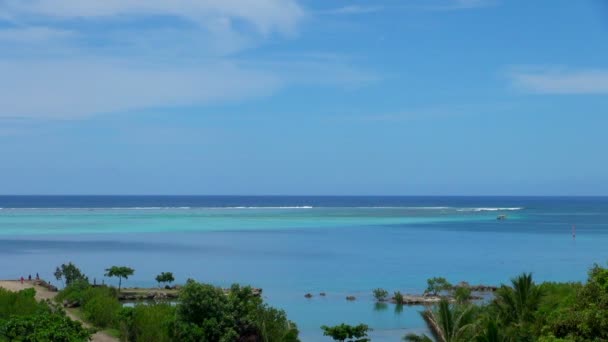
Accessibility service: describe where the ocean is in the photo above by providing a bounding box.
[1,196,607,341]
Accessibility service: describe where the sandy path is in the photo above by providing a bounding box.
[0,280,119,342]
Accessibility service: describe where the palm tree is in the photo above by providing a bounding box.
[494,273,543,326]
[475,318,509,342]
[404,299,476,342]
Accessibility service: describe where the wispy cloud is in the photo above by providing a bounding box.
[423,0,497,11]
[0,0,305,35]
[323,5,384,15]
[509,67,608,94]
[0,0,379,119]
[0,26,75,43]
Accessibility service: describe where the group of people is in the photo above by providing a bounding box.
[19,273,39,284]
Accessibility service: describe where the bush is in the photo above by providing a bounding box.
[0,312,91,342]
[0,288,46,319]
[393,291,404,305]
[56,283,121,328]
[454,286,472,304]
[321,323,371,342]
[120,304,175,342]
[426,277,452,296]
[372,288,389,302]
[82,291,121,328]
[0,288,91,342]
[173,280,300,342]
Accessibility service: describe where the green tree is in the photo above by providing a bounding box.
[174,280,237,341]
[104,266,134,292]
[426,277,453,296]
[454,287,472,304]
[394,291,405,305]
[373,288,389,302]
[493,273,543,340]
[155,272,175,288]
[404,299,476,342]
[57,263,88,286]
[321,323,371,342]
[54,267,64,287]
[475,318,509,342]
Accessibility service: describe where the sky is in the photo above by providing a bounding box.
[1,0,607,195]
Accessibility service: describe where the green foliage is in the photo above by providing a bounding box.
[493,273,543,340]
[454,287,472,304]
[56,262,88,287]
[155,272,175,287]
[56,282,121,329]
[0,288,91,341]
[0,288,46,319]
[405,299,476,342]
[0,311,91,342]
[82,289,121,328]
[171,280,300,342]
[321,323,371,342]
[119,304,175,342]
[539,264,608,341]
[104,266,135,291]
[373,288,389,302]
[426,277,453,296]
[394,291,404,305]
[174,280,236,341]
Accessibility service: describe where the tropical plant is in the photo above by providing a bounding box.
[56,263,88,286]
[321,323,371,342]
[475,318,509,342]
[155,272,175,288]
[426,277,453,296]
[454,286,472,304]
[404,299,476,342]
[373,288,389,302]
[493,272,543,338]
[394,291,405,305]
[104,266,135,292]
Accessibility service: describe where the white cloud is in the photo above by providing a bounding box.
[0,0,305,35]
[0,0,379,119]
[509,67,608,94]
[0,59,282,119]
[0,26,75,43]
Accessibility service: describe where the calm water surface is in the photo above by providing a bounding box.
[1,196,607,341]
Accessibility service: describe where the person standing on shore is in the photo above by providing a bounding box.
[20,276,24,284]
[36,273,39,280]
[28,274,31,281]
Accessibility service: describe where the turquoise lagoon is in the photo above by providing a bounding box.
[1,196,607,341]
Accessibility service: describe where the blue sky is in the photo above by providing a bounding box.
[1,0,607,195]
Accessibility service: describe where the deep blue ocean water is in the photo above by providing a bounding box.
[1,196,607,341]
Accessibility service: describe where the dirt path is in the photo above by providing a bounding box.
[0,280,119,342]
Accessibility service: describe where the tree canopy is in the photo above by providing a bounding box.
[104,266,135,291]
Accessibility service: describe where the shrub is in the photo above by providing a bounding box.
[120,304,175,342]
[454,286,472,304]
[82,291,121,328]
[373,288,389,302]
[393,291,404,305]
[0,288,45,319]
[321,323,371,342]
[426,277,452,296]
[0,312,91,342]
